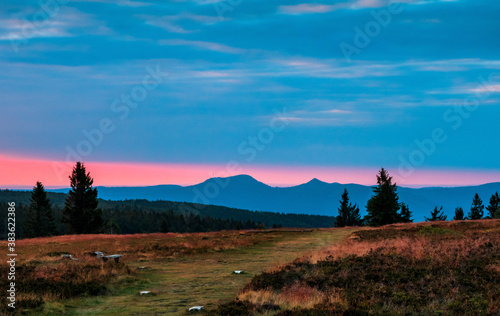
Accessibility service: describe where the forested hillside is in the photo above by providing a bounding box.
[0,189,335,239]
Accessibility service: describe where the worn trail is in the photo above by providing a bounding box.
[48,229,355,315]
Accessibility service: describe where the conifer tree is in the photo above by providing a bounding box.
[453,207,465,221]
[399,203,413,223]
[349,202,362,227]
[425,206,447,221]
[62,162,103,234]
[365,168,400,226]
[335,188,362,227]
[468,193,484,220]
[26,182,57,237]
[485,192,500,219]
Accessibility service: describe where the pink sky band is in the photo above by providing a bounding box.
[1,154,499,189]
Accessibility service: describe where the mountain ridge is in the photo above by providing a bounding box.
[47,175,500,221]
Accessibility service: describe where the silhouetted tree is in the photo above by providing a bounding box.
[468,193,484,220]
[335,188,362,227]
[453,207,465,221]
[62,162,103,234]
[26,182,58,237]
[486,192,500,219]
[425,206,447,221]
[398,203,413,223]
[365,168,400,226]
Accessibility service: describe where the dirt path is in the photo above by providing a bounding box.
[51,228,356,315]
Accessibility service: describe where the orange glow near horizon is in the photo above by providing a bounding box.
[1,154,499,189]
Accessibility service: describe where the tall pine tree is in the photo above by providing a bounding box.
[485,192,500,219]
[62,162,103,234]
[468,193,484,220]
[335,188,362,227]
[365,168,400,226]
[26,182,57,237]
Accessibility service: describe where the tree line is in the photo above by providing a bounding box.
[4,162,261,238]
[4,163,499,237]
[2,162,335,239]
[335,168,500,227]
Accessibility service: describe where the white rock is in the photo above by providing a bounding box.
[94,251,104,258]
[139,291,151,295]
[62,254,78,261]
[233,270,243,274]
[189,306,204,311]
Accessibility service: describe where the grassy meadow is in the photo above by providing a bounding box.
[1,228,356,315]
[2,220,499,315]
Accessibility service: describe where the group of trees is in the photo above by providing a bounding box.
[335,168,500,227]
[427,192,500,222]
[335,168,413,227]
[10,163,500,235]
[24,162,103,237]
[450,192,500,221]
[15,161,326,239]
[17,162,262,238]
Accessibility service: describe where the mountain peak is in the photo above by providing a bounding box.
[229,174,258,181]
[199,174,267,187]
[306,178,327,185]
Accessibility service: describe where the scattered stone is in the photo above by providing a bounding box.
[95,251,123,263]
[137,266,149,270]
[189,306,204,312]
[61,254,78,261]
[233,270,244,274]
[139,291,151,295]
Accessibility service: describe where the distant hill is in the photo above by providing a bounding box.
[48,175,500,221]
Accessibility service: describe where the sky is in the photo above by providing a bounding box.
[0,0,499,188]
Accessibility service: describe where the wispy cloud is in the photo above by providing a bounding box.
[278,0,457,15]
[145,19,193,34]
[470,84,500,94]
[76,0,154,7]
[141,13,222,34]
[161,39,246,54]
[278,4,344,15]
[0,8,109,41]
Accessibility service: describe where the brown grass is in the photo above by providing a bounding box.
[238,282,326,310]
[233,220,500,315]
[0,229,278,313]
[306,219,500,263]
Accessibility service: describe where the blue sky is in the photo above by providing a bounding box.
[1,0,499,186]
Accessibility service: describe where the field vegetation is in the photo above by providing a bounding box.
[0,228,355,314]
[213,220,500,315]
[2,215,499,315]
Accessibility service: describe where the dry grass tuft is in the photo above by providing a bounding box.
[238,282,325,310]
